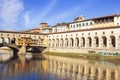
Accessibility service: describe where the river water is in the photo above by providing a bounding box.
[0,51,120,80]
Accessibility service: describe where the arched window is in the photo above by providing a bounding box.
[102,36,107,47]
[81,37,85,47]
[95,37,99,47]
[88,37,92,47]
[76,38,79,47]
[70,38,74,47]
[110,36,116,47]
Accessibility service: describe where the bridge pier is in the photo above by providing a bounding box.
[18,46,26,55]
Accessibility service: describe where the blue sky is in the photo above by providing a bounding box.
[0,0,120,31]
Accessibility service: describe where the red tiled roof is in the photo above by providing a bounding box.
[69,14,120,24]
[0,30,47,35]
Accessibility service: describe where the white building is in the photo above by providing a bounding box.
[52,23,68,33]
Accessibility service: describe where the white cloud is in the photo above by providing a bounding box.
[0,0,24,30]
[24,11,30,27]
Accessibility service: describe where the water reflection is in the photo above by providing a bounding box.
[46,55,120,80]
[0,53,72,80]
[0,52,120,80]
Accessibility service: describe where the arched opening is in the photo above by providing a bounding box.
[102,36,107,47]
[81,37,85,47]
[65,38,68,47]
[70,38,74,47]
[11,38,16,44]
[95,37,99,47]
[0,37,4,44]
[4,38,10,44]
[61,38,64,47]
[76,38,79,47]
[110,36,116,47]
[88,37,92,47]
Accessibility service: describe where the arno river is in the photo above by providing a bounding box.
[0,50,120,80]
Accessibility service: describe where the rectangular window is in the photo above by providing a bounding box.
[86,23,88,26]
[90,22,92,25]
[74,24,75,28]
[79,24,81,27]
[82,23,85,26]
[77,24,78,27]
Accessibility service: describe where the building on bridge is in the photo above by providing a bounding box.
[0,31,48,47]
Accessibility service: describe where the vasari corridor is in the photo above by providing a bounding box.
[0,0,120,80]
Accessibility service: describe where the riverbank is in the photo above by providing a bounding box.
[43,52,120,64]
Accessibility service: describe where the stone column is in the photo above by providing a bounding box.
[99,37,102,49]
[78,38,81,48]
[115,35,119,49]
[53,41,55,48]
[85,38,88,48]
[68,39,71,48]
[92,38,96,49]
[62,39,64,48]
[58,40,60,48]
[107,37,111,49]
[73,38,76,48]
[80,38,83,48]
[64,39,66,48]
[74,39,76,48]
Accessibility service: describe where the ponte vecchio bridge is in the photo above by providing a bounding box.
[0,30,48,56]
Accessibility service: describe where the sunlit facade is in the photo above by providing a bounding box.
[0,14,120,54]
[47,14,120,54]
